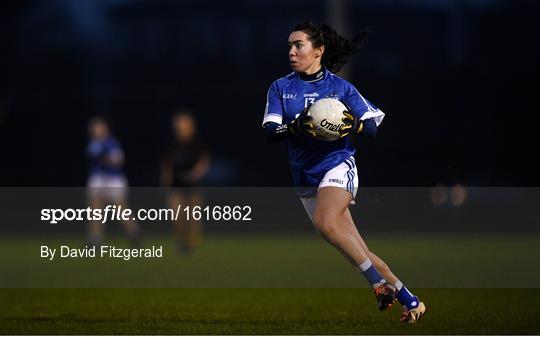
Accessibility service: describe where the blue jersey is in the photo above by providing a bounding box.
[262,68,385,191]
[87,136,124,176]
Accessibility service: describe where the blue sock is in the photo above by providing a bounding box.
[395,280,419,310]
[359,259,385,288]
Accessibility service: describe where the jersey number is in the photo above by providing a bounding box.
[304,98,315,108]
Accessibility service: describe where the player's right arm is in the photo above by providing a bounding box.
[262,82,314,142]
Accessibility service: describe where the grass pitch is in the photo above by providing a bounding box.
[0,233,539,334]
[1,288,539,334]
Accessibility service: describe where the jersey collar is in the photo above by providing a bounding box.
[298,67,326,83]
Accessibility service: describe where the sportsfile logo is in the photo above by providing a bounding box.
[319,119,345,132]
[40,205,182,224]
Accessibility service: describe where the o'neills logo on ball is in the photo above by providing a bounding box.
[320,119,344,132]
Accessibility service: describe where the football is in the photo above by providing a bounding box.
[306,98,348,141]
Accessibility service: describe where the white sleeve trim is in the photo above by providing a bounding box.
[360,109,385,126]
[352,88,385,126]
[262,113,283,127]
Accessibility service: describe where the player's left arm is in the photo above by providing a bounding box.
[187,150,211,184]
[341,84,385,138]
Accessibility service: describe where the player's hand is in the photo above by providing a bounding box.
[288,108,316,137]
[340,104,363,138]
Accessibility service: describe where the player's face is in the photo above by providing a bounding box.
[288,31,324,75]
[88,120,109,140]
[173,114,196,141]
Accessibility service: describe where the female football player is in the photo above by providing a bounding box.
[86,116,141,247]
[262,22,426,323]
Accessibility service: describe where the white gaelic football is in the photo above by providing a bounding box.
[307,98,348,141]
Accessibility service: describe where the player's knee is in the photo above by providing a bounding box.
[312,212,339,238]
[316,222,339,240]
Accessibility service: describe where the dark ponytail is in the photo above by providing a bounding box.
[293,22,368,73]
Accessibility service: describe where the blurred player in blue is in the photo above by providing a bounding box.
[86,116,141,248]
[262,22,426,323]
[161,110,211,255]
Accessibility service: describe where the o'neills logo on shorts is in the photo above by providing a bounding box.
[320,119,345,132]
